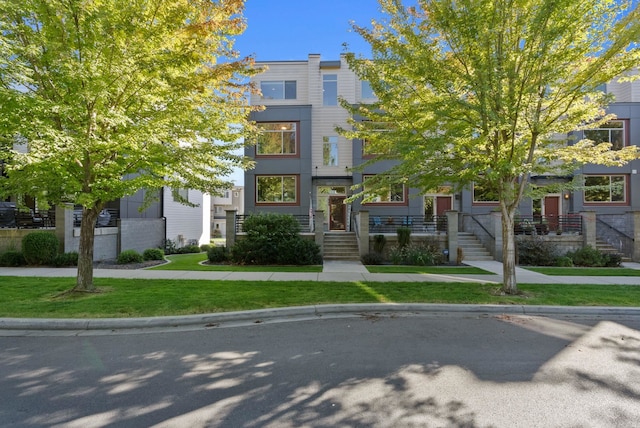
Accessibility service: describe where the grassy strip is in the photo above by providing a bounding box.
[150,253,322,272]
[525,267,640,276]
[0,277,638,318]
[365,265,492,274]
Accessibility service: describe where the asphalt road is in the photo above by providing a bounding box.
[1,312,640,427]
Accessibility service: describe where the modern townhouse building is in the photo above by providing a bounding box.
[245,55,640,261]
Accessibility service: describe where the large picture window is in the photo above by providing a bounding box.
[256,122,298,156]
[584,175,627,203]
[260,80,296,100]
[472,182,499,203]
[256,175,298,204]
[363,175,406,204]
[584,120,626,150]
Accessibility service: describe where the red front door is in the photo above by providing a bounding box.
[544,196,560,232]
[436,196,452,216]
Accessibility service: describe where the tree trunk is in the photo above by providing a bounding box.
[73,206,100,292]
[501,208,518,294]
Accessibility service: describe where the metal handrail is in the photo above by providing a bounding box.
[468,215,495,240]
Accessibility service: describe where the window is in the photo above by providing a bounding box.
[584,120,626,150]
[256,175,298,204]
[172,188,189,202]
[361,80,375,99]
[260,80,296,100]
[323,74,338,106]
[363,175,406,204]
[256,122,297,156]
[472,182,499,203]
[323,136,338,166]
[584,175,627,203]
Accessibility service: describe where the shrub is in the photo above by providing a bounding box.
[602,252,622,268]
[143,248,165,261]
[0,250,26,267]
[163,239,178,255]
[52,252,79,267]
[22,232,59,265]
[117,249,144,264]
[567,246,605,267]
[555,256,573,267]
[177,244,201,254]
[373,234,387,253]
[361,252,383,265]
[388,244,441,266]
[396,227,411,248]
[230,213,321,265]
[207,246,228,263]
[516,236,558,266]
[200,244,211,252]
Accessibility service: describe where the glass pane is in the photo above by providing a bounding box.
[584,129,609,144]
[283,177,296,202]
[611,130,624,150]
[323,74,338,106]
[260,81,283,99]
[283,130,296,154]
[611,176,625,201]
[584,176,610,201]
[361,80,375,98]
[257,132,283,154]
[257,176,281,202]
[284,81,296,99]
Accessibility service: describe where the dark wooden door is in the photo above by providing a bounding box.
[329,196,346,230]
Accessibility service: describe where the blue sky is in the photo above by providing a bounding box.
[234,0,385,61]
[228,0,385,185]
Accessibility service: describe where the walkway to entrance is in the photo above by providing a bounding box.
[322,260,368,273]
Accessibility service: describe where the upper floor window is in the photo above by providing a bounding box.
[472,182,499,204]
[256,175,298,204]
[256,122,298,156]
[323,74,338,106]
[363,175,406,204]
[260,80,296,100]
[584,120,626,150]
[584,175,627,204]
[323,136,338,166]
[361,80,375,99]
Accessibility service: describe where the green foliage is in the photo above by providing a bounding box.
[230,213,321,265]
[567,246,605,267]
[200,244,211,252]
[373,234,387,253]
[177,245,202,254]
[555,256,574,267]
[163,239,178,255]
[117,250,144,264]
[396,227,411,248]
[52,252,79,267]
[21,232,59,265]
[517,237,558,266]
[207,246,228,263]
[389,244,442,266]
[0,250,26,267]
[361,252,384,265]
[603,253,622,268]
[143,248,165,261]
[0,0,261,290]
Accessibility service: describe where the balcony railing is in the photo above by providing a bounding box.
[514,215,582,235]
[369,215,447,233]
[73,208,119,228]
[235,214,312,233]
[0,206,56,229]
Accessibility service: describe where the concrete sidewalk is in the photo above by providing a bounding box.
[0,260,639,285]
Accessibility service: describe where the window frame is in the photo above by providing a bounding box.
[255,174,299,206]
[583,119,628,151]
[260,80,297,100]
[472,182,500,205]
[362,175,407,205]
[583,174,628,205]
[255,122,299,158]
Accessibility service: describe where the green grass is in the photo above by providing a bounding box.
[366,265,492,274]
[0,276,638,318]
[150,253,322,272]
[525,267,640,276]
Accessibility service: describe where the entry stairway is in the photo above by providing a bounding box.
[457,232,493,261]
[596,239,631,262]
[323,232,361,261]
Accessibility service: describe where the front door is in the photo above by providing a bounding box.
[544,196,560,232]
[329,196,346,231]
[436,196,452,216]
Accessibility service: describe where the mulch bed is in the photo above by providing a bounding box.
[92,260,168,270]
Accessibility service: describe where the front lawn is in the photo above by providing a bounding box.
[524,267,640,276]
[0,277,638,318]
[150,253,322,272]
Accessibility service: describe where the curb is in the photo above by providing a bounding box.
[2,303,640,332]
